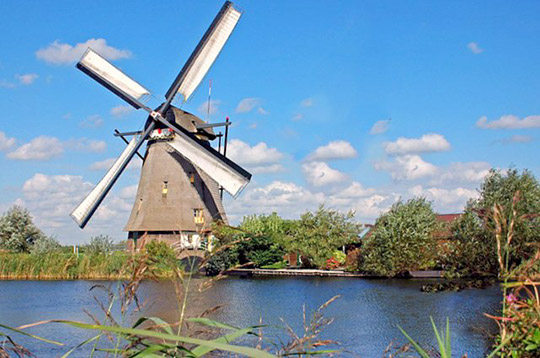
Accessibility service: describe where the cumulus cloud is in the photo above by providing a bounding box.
[300,98,314,107]
[226,139,284,168]
[36,38,132,65]
[18,173,136,242]
[110,105,132,118]
[7,136,64,160]
[197,99,221,116]
[0,131,16,151]
[384,133,451,155]
[235,97,261,113]
[409,185,479,213]
[476,115,540,129]
[80,115,104,128]
[370,119,390,135]
[302,161,347,187]
[16,73,38,85]
[432,161,490,185]
[467,42,484,54]
[374,154,438,180]
[306,140,357,161]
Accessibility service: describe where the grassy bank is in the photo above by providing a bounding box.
[0,252,138,280]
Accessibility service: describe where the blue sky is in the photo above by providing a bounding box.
[0,1,538,244]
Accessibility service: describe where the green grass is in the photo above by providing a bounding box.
[0,252,135,280]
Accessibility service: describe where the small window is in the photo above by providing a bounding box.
[193,209,204,224]
[162,181,168,197]
[189,172,195,185]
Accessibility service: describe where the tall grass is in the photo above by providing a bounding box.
[0,252,132,280]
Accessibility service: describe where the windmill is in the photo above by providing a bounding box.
[70,1,251,251]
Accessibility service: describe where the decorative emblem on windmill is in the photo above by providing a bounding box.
[70,2,251,250]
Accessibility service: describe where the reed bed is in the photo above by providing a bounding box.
[0,252,132,280]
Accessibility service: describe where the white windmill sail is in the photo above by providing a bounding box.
[77,49,150,109]
[71,136,140,228]
[165,1,242,102]
[167,133,249,197]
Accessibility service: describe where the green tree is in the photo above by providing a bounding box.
[85,235,114,255]
[0,205,45,253]
[30,235,62,255]
[362,197,439,277]
[288,206,362,269]
[450,168,540,276]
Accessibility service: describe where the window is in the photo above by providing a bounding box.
[162,181,168,197]
[189,172,195,185]
[193,208,204,224]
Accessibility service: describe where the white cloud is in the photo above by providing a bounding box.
[16,73,38,85]
[80,115,104,128]
[500,135,534,144]
[374,154,438,180]
[7,136,64,160]
[370,119,390,135]
[250,164,285,174]
[64,138,107,153]
[90,157,141,171]
[302,161,347,187]
[258,107,269,115]
[18,173,136,243]
[0,131,16,151]
[197,99,221,116]
[226,181,325,221]
[476,115,540,129]
[300,98,314,107]
[235,97,261,113]
[292,114,303,121]
[467,42,484,54]
[432,161,490,185]
[306,140,357,161]
[110,105,132,118]
[36,38,132,65]
[0,80,15,88]
[226,139,284,167]
[384,133,451,155]
[409,185,479,213]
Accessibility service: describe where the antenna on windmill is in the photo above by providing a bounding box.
[71,1,251,236]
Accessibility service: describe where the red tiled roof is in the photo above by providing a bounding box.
[436,213,462,223]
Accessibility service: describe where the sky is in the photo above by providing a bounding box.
[0,1,538,244]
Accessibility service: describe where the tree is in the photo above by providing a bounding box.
[30,236,62,255]
[0,205,45,253]
[288,206,362,269]
[450,168,540,276]
[85,235,114,255]
[362,197,439,277]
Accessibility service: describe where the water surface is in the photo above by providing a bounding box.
[0,277,501,357]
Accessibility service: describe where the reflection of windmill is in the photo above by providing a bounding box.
[71,1,251,250]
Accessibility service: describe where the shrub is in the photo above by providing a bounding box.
[362,197,439,277]
[345,248,363,272]
[205,249,238,276]
[30,236,61,255]
[0,205,45,253]
[85,235,114,255]
[288,206,362,268]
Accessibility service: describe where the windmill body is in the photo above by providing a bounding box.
[125,107,228,250]
[70,2,251,251]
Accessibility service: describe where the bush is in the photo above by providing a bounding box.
[362,197,439,277]
[30,236,61,255]
[0,205,45,253]
[288,206,362,268]
[205,249,238,276]
[345,248,363,272]
[85,235,114,255]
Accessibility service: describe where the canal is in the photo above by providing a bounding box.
[0,277,501,357]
